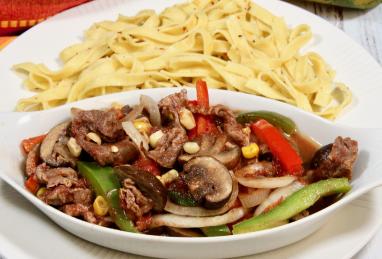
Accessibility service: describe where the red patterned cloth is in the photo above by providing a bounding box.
[0,0,91,36]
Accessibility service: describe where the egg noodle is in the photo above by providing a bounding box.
[14,0,351,119]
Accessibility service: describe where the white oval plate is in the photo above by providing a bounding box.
[0,0,382,258]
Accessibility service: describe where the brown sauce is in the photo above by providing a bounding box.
[289,131,321,164]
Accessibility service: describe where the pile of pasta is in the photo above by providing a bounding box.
[14,0,351,119]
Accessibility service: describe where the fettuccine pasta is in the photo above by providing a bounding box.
[14,0,351,119]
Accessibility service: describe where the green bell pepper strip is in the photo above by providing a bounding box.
[304,0,381,9]
[232,178,351,234]
[202,225,231,236]
[77,161,137,232]
[168,190,199,207]
[236,111,297,134]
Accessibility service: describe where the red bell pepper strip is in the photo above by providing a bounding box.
[25,174,40,194]
[133,156,161,176]
[251,119,303,176]
[21,134,47,154]
[195,80,217,136]
[196,79,209,108]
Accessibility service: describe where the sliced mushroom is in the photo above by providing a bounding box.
[25,143,41,177]
[40,121,77,167]
[164,170,239,217]
[179,134,240,169]
[183,156,233,209]
[114,165,167,211]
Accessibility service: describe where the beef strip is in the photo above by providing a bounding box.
[209,105,249,146]
[187,103,249,146]
[147,90,188,168]
[76,137,139,166]
[40,185,92,206]
[148,126,188,168]
[311,137,358,180]
[119,178,153,221]
[35,163,83,188]
[62,204,113,227]
[71,108,125,142]
[158,89,187,118]
[25,143,41,177]
[71,108,139,166]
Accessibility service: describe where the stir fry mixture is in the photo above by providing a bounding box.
[22,81,358,236]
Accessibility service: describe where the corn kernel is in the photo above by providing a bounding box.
[183,142,200,154]
[133,117,152,135]
[242,127,251,135]
[149,130,164,148]
[67,137,82,157]
[36,187,47,198]
[241,143,259,159]
[93,196,109,216]
[179,108,196,130]
[111,145,119,153]
[86,132,102,145]
[158,169,179,185]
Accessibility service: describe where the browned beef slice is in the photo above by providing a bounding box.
[187,103,249,146]
[40,185,92,206]
[119,179,153,221]
[158,89,187,116]
[210,105,249,146]
[71,108,124,142]
[62,204,113,227]
[35,163,82,188]
[148,126,188,168]
[148,90,188,168]
[71,108,139,166]
[312,137,358,180]
[77,137,139,166]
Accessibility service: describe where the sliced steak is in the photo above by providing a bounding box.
[77,137,139,166]
[119,179,153,221]
[40,185,92,206]
[210,105,249,146]
[311,137,358,180]
[158,89,187,117]
[71,108,125,142]
[35,163,83,188]
[148,126,188,168]
[62,204,113,227]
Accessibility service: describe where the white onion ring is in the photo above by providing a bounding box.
[150,207,246,229]
[164,172,239,217]
[140,95,161,127]
[236,175,296,189]
[125,104,144,121]
[255,181,305,216]
[122,121,149,151]
[238,188,270,209]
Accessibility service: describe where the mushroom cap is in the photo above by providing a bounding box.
[183,156,233,209]
[40,121,76,167]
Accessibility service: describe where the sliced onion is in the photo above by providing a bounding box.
[150,207,246,229]
[140,95,161,127]
[255,181,305,216]
[122,121,149,151]
[125,104,144,121]
[236,175,296,189]
[238,188,270,209]
[164,172,239,217]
